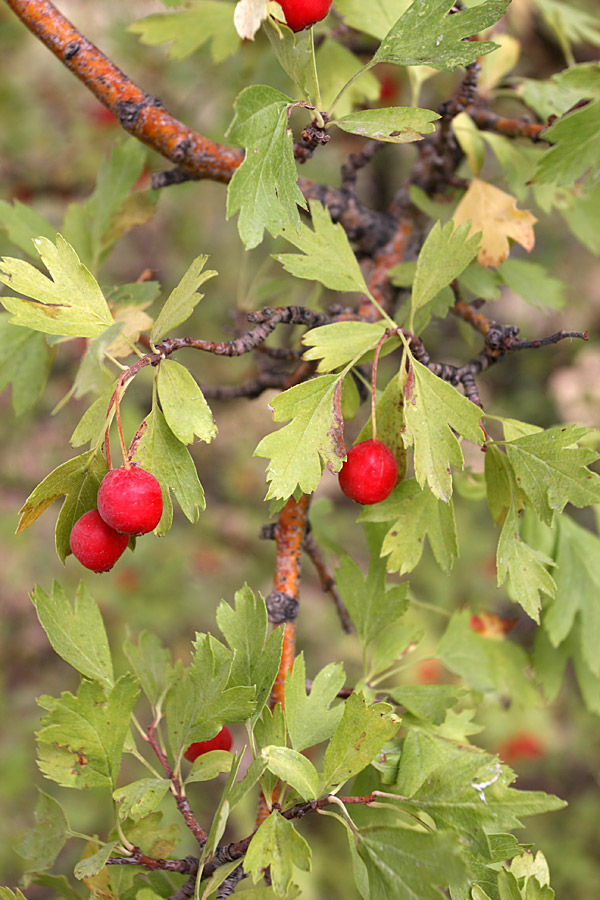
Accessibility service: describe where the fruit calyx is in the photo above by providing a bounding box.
[338,439,398,505]
[97,465,163,535]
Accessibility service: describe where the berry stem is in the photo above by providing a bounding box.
[114,376,130,470]
[370,330,390,442]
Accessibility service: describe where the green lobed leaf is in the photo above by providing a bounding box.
[334,547,409,645]
[113,779,170,821]
[62,139,150,272]
[253,374,344,500]
[133,407,206,534]
[244,811,311,898]
[151,255,217,344]
[253,704,287,802]
[17,449,108,563]
[359,478,458,575]
[227,756,269,811]
[0,234,114,337]
[368,619,424,680]
[165,633,255,760]
[497,258,566,309]
[533,0,600,64]
[372,0,509,71]
[123,630,173,709]
[496,505,556,623]
[437,611,540,705]
[29,874,82,900]
[0,316,54,414]
[73,842,119,880]
[387,684,465,726]
[302,320,389,373]
[402,357,484,502]
[410,221,481,327]
[322,692,400,790]
[264,19,318,105]
[37,674,140,790]
[70,384,115,448]
[31,582,114,687]
[356,825,465,900]
[543,515,600,676]
[284,654,345,752]
[334,0,412,41]
[185,749,233,783]
[216,584,284,720]
[129,2,240,63]
[534,98,600,187]
[157,359,217,444]
[275,200,369,294]
[334,106,439,143]
[226,85,306,249]
[261,746,320,800]
[15,789,69,872]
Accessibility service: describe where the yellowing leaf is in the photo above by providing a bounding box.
[453,178,537,267]
[107,305,153,357]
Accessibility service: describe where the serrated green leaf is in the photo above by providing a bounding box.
[73,842,119,880]
[17,449,108,563]
[123,631,172,708]
[37,674,139,789]
[535,98,600,187]
[496,505,556,622]
[244,811,311,898]
[261,746,320,800]
[228,756,269,810]
[265,19,318,104]
[284,654,345,752]
[133,407,206,534]
[70,384,115,448]
[372,0,509,70]
[369,619,424,680]
[31,582,113,687]
[113,779,170,821]
[0,199,57,258]
[275,200,368,294]
[216,584,284,720]
[185,749,233,783]
[458,262,502,301]
[387,685,465,725]
[15,789,69,872]
[410,220,480,329]
[403,357,484,501]
[437,611,540,705]
[157,359,217,444]
[543,515,600,676]
[130,2,238,62]
[499,425,600,525]
[0,234,114,337]
[151,255,217,344]
[254,374,343,500]
[359,478,458,574]
[335,547,409,644]
[30,874,82,900]
[322,692,400,790]
[497,258,566,309]
[480,132,543,202]
[302,320,389,373]
[334,106,439,143]
[0,316,54,414]
[226,85,306,249]
[165,633,255,760]
[357,826,465,900]
[62,139,151,272]
[533,0,600,65]
[334,0,412,41]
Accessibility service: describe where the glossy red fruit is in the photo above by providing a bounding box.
[338,439,398,505]
[278,0,332,32]
[70,509,129,573]
[184,727,233,762]
[97,465,163,535]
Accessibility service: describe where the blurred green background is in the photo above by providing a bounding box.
[0,2,599,897]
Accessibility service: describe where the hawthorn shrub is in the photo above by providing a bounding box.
[0,1,599,900]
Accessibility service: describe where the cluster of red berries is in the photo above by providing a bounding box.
[278,0,332,32]
[70,465,163,573]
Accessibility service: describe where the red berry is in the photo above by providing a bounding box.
[278,0,332,32]
[97,465,163,535]
[184,727,233,762]
[69,510,129,573]
[338,439,398,505]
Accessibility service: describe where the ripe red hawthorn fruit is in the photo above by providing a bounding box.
[278,0,332,32]
[97,465,163,535]
[497,732,545,764]
[184,726,233,762]
[70,509,130,573]
[338,439,398,505]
